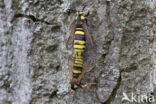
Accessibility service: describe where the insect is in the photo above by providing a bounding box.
[66,1,97,92]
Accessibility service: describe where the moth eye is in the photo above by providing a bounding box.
[74,85,78,88]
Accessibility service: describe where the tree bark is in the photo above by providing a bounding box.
[0,0,155,104]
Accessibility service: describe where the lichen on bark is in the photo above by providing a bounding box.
[0,0,156,104]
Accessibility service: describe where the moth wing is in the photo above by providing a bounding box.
[76,60,92,82]
[68,55,74,81]
[66,20,76,49]
[82,22,93,50]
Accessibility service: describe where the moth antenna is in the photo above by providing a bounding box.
[86,0,97,15]
[82,5,86,11]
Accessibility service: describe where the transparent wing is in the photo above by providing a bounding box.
[76,60,92,82]
[66,20,76,49]
[68,55,74,81]
[82,22,94,50]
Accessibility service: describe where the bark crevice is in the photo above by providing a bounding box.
[11,13,56,25]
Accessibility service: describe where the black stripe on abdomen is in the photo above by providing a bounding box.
[74,35,85,41]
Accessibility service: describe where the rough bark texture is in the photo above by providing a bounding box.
[0,0,156,104]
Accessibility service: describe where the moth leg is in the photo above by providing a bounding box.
[88,64,96,72]
[81,83,96,88]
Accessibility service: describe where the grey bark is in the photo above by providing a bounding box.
[0,0,156,104]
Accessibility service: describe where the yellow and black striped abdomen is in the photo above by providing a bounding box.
[73,26,86,78]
